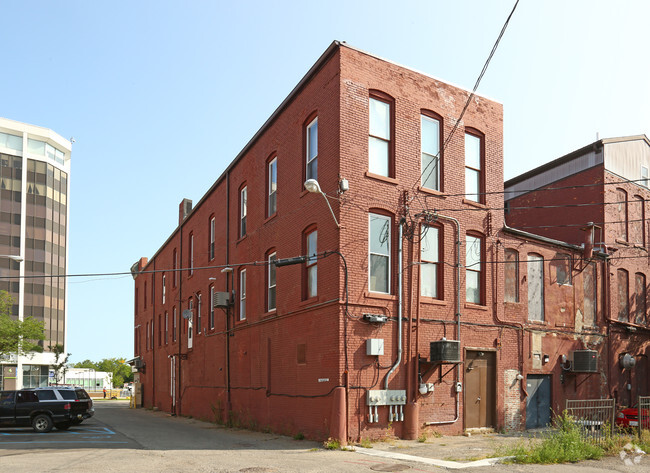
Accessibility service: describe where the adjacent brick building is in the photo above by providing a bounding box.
[131,43,649,441]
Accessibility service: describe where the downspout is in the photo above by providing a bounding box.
[385,219,404,389]
[152,259,157,408]
[426,214,461,425]
[225,171,232,421]
[177,220,184,417]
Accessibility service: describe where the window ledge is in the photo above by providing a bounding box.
[615,238,629,246]
[236,235,248,245]
[527,320,548,326]
[420,297,447,306]
[234,318,247,326]
[365,291,397,301]
[365,171,399,185]
[263,309,277,317]
[464,302,488,311]
[418,186,446,198]
[299,296,319,307]
[462,199,487,209]
[264,213,278,224]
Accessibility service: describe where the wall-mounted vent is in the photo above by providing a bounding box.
[430,340,461,363]
[571,350,598,372]
[213,292,231,308]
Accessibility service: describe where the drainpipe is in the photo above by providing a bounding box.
[152,259,156,408]
[225,171,232,422]
[177,218,184,417]
[426,214,461,426]
[385,219,404,389]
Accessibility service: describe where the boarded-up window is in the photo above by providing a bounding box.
[617,188,628,241]
[635,273,646,325]
[631,196,645,246]
[504,249,518,303]
[527,254,544,322]
[618,269,629,322]
[583,263,596,327]
[554,253,571,285]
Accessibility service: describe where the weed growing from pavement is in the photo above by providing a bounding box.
[293,432,305,440]
[357,438,372,448]
[323,438,341,450]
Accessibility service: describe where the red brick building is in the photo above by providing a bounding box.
[131,42,647,441]
[505,135,650,412]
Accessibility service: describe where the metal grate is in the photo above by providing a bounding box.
[639,396,650,436]
[565,399,614,443]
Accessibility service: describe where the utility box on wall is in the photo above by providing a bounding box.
[571,350,598,372]
[367,339,384,356]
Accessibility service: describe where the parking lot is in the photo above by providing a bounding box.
[0,401,645,472]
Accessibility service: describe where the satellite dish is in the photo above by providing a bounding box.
[182,310,192,320]
[620,353,636,370]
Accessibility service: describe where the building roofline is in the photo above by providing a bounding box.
[501,224,607,258]
[504,135,650,188]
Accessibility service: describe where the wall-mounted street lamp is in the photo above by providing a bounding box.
[0,255,23,262]
[304,179,340,228]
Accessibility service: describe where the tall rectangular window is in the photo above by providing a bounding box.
[209,217,215,260]
[420,225,440,298]
[369,97,391,177]
[173,307,177,342]
[173,248,178,287]
[189,233,194,276]
[369,213,391,293]
[528,254,544,321]
[187,298,194,349]
[196,293,202,334]
[465,132,483,203]
[305,229,317,299]
[306,118,318,181]
[554,253,571,285]
[240,186,247,238]
[421,115,441,191]
[504,249,519,303]
[466,235,482,304]
[144,281,147,309]
[239,269,246,321]
[583,263,596,326]
[268,252,277,311]
[162,274,166,304]
[209,285,215,329]
[617,188,628,241]
[642,165,649,188]
[636,273,646,325]
[618,269,629,322]
[165,311,168,344]
[268,157,277,216]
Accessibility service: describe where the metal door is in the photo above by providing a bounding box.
[464,350,496,428]
[526,374,551,428]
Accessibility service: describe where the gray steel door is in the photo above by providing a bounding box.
[526,374,551,428]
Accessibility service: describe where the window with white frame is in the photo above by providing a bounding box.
[268,157,277,217]
[306,229,317,299]
[209,217,215,260]
[420,225,440,298]
[196,293,202,333]
[188,298,194,349]
[369,213,391,293]
[165,311,168,344]
[189,233,194,276]
[421,114,441,191]
[162,274,166,304]
[209,285,215,329]
[240,186,247,238]
[173,307,177,342]
[173,248,178,287]
[642,165,649,188]
[465,235,482,304]
[369,97,391,177]
[306,118,317,181]
[239,269,246,321]
[465,132,483,203]
[268,252,277,311]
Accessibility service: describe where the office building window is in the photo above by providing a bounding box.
[239,269,246,321]
[420,224,440,298]
[369,213,391,293]
[268,251,277,311]
[268,156,277,217]
[240,186,247,238]
[306,117,318,181]
[369,95,392,177]
[465,130,484,203]
[421,113,441,191]
[466,235,483,304]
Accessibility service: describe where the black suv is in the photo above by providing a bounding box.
[0,386,94,432]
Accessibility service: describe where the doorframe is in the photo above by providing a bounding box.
[525,372,553,429]
[463,348,497,430]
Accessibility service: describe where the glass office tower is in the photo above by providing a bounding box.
[0,118,71,389]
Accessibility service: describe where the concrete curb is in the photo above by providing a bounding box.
[354,447,513,469]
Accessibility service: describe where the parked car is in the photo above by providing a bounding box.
[0,387,94,433]
[30,387,94,425]
[616,405,650,429]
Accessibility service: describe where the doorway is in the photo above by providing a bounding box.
[464,350,496,429]
[526,374,551,429]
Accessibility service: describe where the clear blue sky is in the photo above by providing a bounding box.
[2,1,648,363]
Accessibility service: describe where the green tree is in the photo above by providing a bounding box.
[72,359,98,369]
[50,343,70,384]
[72,357,133,388]
[0,291,44,357]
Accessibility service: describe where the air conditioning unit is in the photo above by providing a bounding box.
[133,358,143,369]
[571,350,598,372]
[214,291,231,308]
[430,340,461,363]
